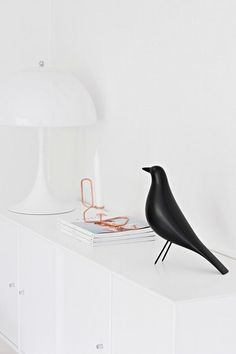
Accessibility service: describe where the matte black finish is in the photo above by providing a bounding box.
[143,166,229,275]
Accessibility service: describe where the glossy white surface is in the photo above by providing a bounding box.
[8,128,77,215]
[0,206,234,303]
[0,70,96,127]
[2,67,97,215]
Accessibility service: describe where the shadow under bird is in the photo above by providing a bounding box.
[143,166,228,275]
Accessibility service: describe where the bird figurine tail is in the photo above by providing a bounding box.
[143,166,229,275]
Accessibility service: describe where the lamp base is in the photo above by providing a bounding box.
[9,193,75,215]
[9,128,76,215]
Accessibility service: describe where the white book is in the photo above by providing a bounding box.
[59,224,153,241]
[58,217,151,238]
[59,224,156,242]
[61,228,156,247]
[85,238,156,247]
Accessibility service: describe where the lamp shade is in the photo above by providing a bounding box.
[0,70,97,127]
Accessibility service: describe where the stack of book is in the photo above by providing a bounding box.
[58,214,156,247]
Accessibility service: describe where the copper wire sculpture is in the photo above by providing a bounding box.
[81,178,137,231]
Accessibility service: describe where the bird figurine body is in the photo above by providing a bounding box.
[143,166,228,275]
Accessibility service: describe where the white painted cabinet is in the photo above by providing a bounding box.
[0,218,18,346]
[58,249,111,354]
[112,276,173,354]
[175,297,236,354]
[0,211,235,354]
[0,219,111,354]
[19,227,56,354]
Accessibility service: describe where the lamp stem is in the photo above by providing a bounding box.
[35,127,48,191]
[8,127,75,215]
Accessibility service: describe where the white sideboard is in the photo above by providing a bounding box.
[0,207,236,354]
[0,220,18,346]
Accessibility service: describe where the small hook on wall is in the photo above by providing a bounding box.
[39,60,45,68]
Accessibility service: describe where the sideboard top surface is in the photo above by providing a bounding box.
[0,205,235,304]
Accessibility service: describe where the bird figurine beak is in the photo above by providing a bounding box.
[142,167,151,173]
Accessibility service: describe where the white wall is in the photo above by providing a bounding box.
[1,0,236,257]
[0,0,80,205]
[52,0,236,257]
[0,0,51,204]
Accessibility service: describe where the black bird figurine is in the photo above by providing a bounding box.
[143,166,228,275]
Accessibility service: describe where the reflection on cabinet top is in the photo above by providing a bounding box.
[0,205,235,304]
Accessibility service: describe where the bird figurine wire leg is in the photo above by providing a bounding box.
[154,241,172,264]
[154,241,169,264]
[162,242,172,262]
[143,166,229,275]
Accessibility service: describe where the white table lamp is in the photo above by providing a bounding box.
[0,67,96,214]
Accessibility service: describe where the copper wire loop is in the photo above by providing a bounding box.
[80,178,140,230]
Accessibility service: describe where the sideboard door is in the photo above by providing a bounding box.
[19,227,56,354]
[58,249,111,354]
[0,218,18,346]
[112,276,173,354]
